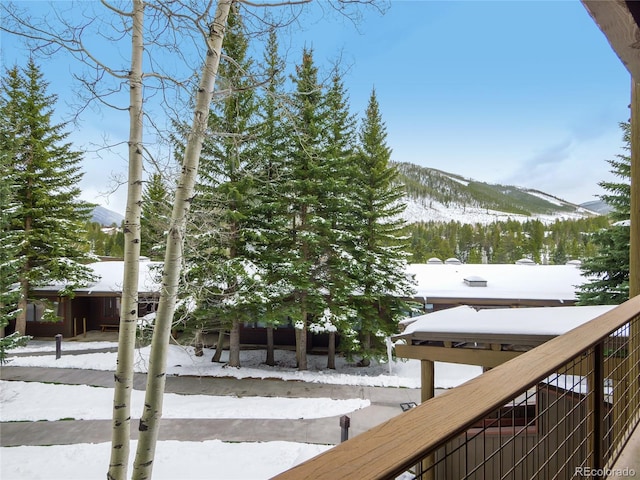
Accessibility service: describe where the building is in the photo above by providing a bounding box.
[13,260,589,340]
[407,261,586,312]
[9,260,161,338]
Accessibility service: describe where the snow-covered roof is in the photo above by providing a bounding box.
[398,304,615,344]
[408,263,587,302]
[35,261,588,301]
[35,260,162,295]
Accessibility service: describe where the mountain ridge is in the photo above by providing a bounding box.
[89,163,607,228]
[394,161,601,225]
[91,205,124,226]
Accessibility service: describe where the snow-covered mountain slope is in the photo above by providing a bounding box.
[579,199,612,215]
[401,195,596,225]
[394,162,599,225]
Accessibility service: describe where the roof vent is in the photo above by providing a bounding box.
[427,257,443,264]
[444,258,462,265]
[515,258,536,265]
[464,275,487,287]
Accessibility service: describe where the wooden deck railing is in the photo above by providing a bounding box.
[273,296,640,479]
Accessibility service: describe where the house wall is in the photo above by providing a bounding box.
[16,296,73,338]
[239,325,331,352]
[70,297,93,334]
[240,324,296,347]
[14,293,158,338]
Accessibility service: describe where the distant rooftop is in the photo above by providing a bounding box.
[398,304,616,346]
[35,260,162,295]
[408,262,587,303]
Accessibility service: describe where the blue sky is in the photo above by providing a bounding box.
[1,0,632,215]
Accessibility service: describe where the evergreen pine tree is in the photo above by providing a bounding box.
[349,88,415,362]
[140,173,171,260]
[283,48,332,370]
[0,60,95,336]
[183,8,260,367]
[578,122,631,305]
[251,28,293,366]
[0,118,30,359]
[318,68,360,367]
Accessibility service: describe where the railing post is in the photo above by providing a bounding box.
[588,342,604,476]
[340,415,350,443]
[55,334,62,360]
[419,360,435,480]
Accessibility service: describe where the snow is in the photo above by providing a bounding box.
[11,341,117,354]
[3,441,331,480]
[401,304,616,337]
[31,261,588,306]
[1,343,481,479]
[407,263,586,301]
[524,190,565,207]
[5,342,480,389]
[6,298,617,479]
[443,174,469,187]
[0,381,371,422]
[34,259,162,294]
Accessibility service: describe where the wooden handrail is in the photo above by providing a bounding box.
[273,295,640,480]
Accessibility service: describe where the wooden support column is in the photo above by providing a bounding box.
[419,360,436,480]
[420,359,435,403]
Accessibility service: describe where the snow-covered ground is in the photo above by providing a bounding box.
[1,341,481,479]
[0,380,371,422]
[4,440,331,480]
[6,341,481,389]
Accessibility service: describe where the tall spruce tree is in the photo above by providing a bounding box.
[183,8,260,367]
[319,68,360,368]
[0,60,95,336]
[140,173,171,261]
[578,122,631,305]
[350,88,414,362]
[252,28,292,366]
[0,120,30,359]
[284,48,333,370]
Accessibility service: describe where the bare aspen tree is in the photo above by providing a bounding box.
[1,4,147,478]
[108,1,145,478]
[131,2,234,477]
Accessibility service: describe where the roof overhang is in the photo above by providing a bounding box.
[582,0,640,80]
[395,305,617,368]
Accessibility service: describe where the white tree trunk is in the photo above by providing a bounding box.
[131,2,233,478]
[108,2,145,479]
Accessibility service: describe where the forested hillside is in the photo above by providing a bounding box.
[83,165,609,265]
[403,216,609,265]
[395,161,596,224]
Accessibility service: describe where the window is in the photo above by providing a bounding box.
[26,301,60,322]
[26,303,43,322]
[103,297,121,318]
